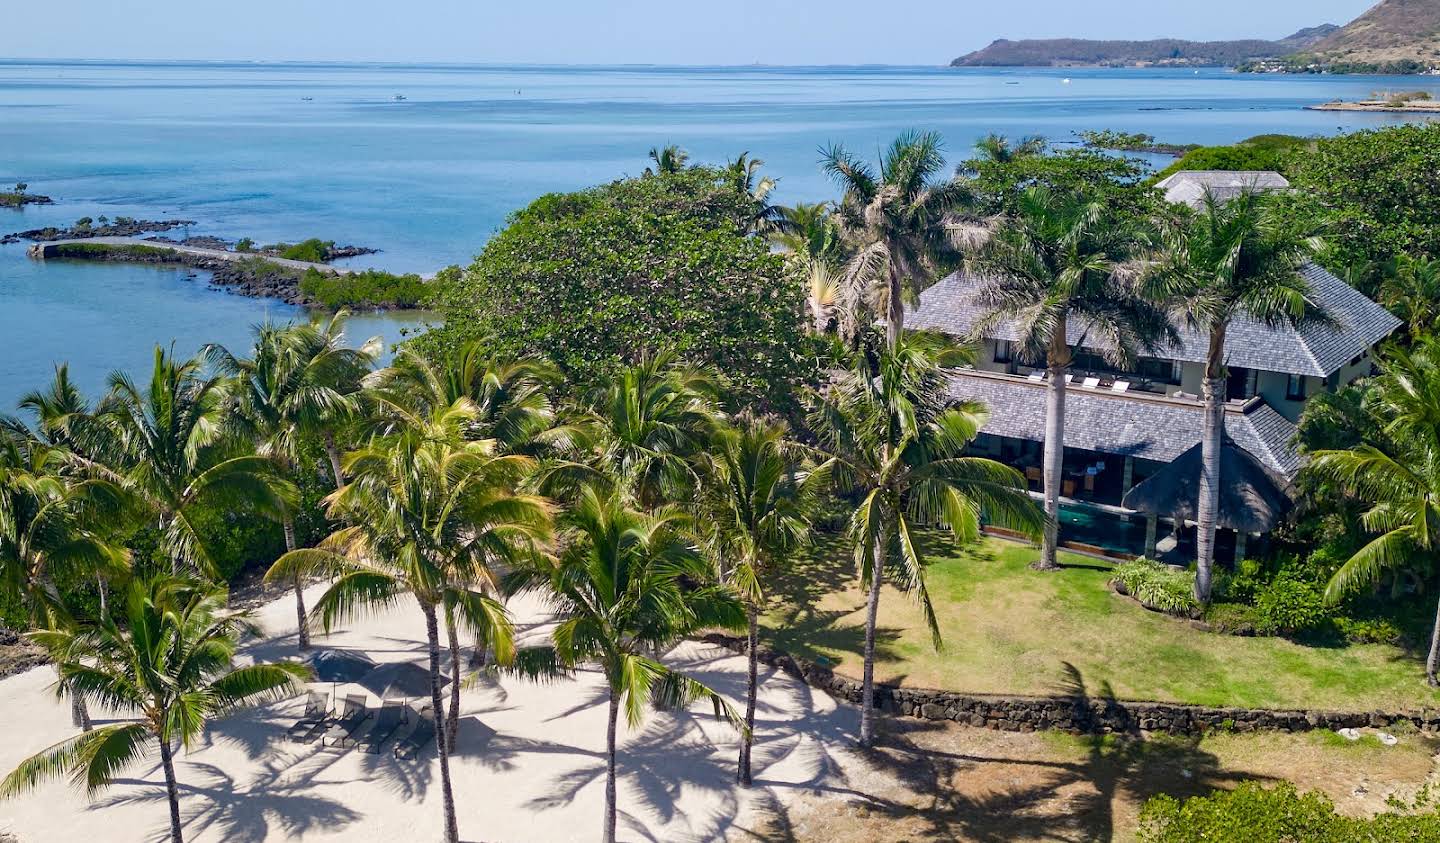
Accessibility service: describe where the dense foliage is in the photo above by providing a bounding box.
[1111,559,1201,617]
[1152,134,1312,180]
[419,166,813,409]
[298,267,430,309]
[1139,782,1440,842]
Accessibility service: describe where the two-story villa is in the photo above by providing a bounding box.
[906,172,1402,561]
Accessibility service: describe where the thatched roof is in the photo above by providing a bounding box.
[1121,437,1293,533]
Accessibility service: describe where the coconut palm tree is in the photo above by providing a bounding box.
[820,130,968,349]
[809,334,1042,747]
[972,133,1047,164]
[1379,253,1440,341]
[1145,190,1322,602]
[645,144,689,176]
[267,397,552,843]
[724,152,791,236]
[507,486,745,843]
[89,347,293,577]
[966,186,1173,570]
[203,315,377,649]
[1306,339,1440,685]
[772,203,848,336]
[695,412,826,785]
[0,576,307,843]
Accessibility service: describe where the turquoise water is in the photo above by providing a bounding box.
[2,61,1437,405]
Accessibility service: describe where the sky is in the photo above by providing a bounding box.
[2,1,1376,65]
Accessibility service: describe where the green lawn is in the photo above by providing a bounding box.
[761,533,1440,712]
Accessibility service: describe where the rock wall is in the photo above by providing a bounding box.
[700,633,1440,736]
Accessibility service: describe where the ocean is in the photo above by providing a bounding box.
[1,61,1436,406]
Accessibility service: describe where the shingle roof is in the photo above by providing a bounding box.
[945,370,1303,478]
[909,264,1400,378]
[1154,170,1291,208]
[1121,436,1293,533]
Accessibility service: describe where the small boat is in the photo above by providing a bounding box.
[301,96,313,101]
[1062,78,1071,84]
[393,94,407,101]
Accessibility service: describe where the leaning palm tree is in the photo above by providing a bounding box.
[967,186,1173,570]
[508,486,745,843]
[1145,190,1321,602]
[695,412,826,785]
[0,576,307,843]
[1307,339,1440,685]
[204,314,378,648]
[809,334,1043,747]
[821,130,968,348]
[89,347,293,577]
[645,144,689,176]
[972,133,1047,164]
[724,152,791,236]
[267,397,552,843]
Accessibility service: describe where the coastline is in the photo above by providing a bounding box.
[1308,100,1440,113]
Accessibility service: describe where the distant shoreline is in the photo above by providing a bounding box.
[1308,100,1440,114]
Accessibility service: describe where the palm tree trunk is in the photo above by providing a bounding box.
[323,429,345,489]
[1195,327,1227,604]
[69,692,92,732]
[858,529,885,749]
[423,603,461,843]
[1427,593,1440,688]
[95,573,108,619]
[445,608,463,754]
[885,264,904,349]
[738,603,759,786]
[604,683,621,843]
[157,735,185,843]
[282,514,310,651]
[1038,328,1069,571]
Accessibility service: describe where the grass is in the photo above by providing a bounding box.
[760,533,1440,712]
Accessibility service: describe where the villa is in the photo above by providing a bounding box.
[909,172,1401,562]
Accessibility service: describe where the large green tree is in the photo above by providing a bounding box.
[0,577,306,843]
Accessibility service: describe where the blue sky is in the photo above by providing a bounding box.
[5,1,1374,65]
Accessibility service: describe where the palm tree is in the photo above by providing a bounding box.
[203,314,378,649]
[821,130,968,349]
[1145,190,1322,602]
[0,576,306,843]
[1307,339,1440,685]
[724,152,791,236]
[773,203,848,336]
[645,144,689,176]
[508,487,745,843]
[809,334,1042,747]
[966,186,1173,570]
[1379,253,1440,340]
[89,347,293,577]
[267,397,552,843]
[972,133,1047,164]
[695,412,825,785]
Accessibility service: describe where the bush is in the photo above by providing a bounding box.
[1111,559,1200,618]
[298,268,429,309]
[1203,602,1261,635]
[1335,615,1406,645]
[234,237,254,252]
[1152,134,1312,181]
[275,238,334,263]
[1254,574,1330,636]
[1138,781,1440,842]
[1212,557,1267,605]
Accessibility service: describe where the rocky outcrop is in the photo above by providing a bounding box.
[0,627,47,680]
[40,242,313,305]
[700,633,1440,737]
[1,218,195,245]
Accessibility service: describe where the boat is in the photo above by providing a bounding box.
[393,94,407,101]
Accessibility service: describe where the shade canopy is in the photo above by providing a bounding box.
[306,649,378,683]
[1121,437,1293,534]
[359,661,450,700]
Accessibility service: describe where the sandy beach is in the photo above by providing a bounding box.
[0,585,854,842]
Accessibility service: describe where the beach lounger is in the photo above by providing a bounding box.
[394,706,437,760]
[321,695,372,749]
[285,690,333,743]
[1026,370,1045,381]
[1081,377,1100,389]
[1111,380,1131,393]
[359,701,408,754]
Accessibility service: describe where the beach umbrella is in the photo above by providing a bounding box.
[359,661,449,703]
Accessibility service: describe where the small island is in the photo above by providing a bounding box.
[1309,91,1440,113]
[0,182,54,208]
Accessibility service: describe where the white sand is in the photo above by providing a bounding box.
[0,585,855,842]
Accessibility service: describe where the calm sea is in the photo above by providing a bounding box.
[1,62,1436,406]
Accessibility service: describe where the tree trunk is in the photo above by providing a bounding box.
[423,604,461,843]
[96,573,108,619]
[738,603,759,786]
[445,608,463,754]
[282,514,310,651]
[1195,325,1227,604]
[158,735,185,843]
[885,264,904,349]
[323,429,345,489]
[1038,325,1070,571]
[858,530,885,749]
[604,683,621,843]
[1427,592,1440,688]
[70,692,92,732]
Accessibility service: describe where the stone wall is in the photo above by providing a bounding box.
[699,633,1440,737]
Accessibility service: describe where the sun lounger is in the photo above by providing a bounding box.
[1081,377,1100,389]
[321,695,372,749]
[394,706,437,760]
[1111,380,1131,393]
[1026,370,1045,381]
[359,701,408,754]
[285,690,333,743]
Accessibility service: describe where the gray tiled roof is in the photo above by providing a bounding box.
[909,264,1400,378]
[1155,170,1291,208]
[946,371,1303,478]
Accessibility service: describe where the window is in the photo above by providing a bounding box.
[1286,374,1308,401]
[994,339,1013,364]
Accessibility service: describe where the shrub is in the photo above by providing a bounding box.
[1254,574,1330,636]
[1212,557,1267,605]
[1138,781,1440,842]
[276,238,334,263]
[298,267,429,309]
[234,237,254,252]
[1111,559,1200,618]
[1203,602,1260,635]
[1335,615,1406,645]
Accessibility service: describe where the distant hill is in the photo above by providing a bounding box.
[1303,0,1440,70]
[950,26,1338,68]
